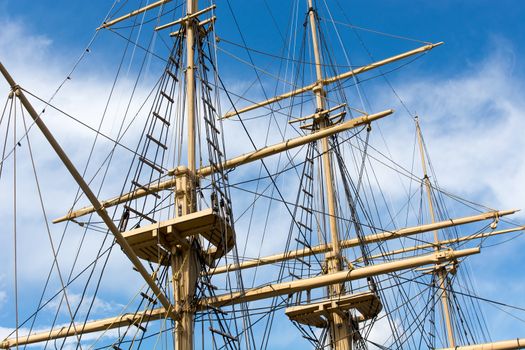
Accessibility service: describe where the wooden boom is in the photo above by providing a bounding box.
[200,248,479,306]
[209,209,517,275]
[438,338,525,350]
[53,109,393,223]
[355,225,525,263]
[221,42,443,119]
[0,309,168,349]
[0,248,478,349]
[97,0,172,29]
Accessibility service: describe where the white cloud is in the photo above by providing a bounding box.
[373,38,525,215]
[366,315,401,349]
[0,14,150,320]
[43,292,125,319]
[0,273,6,310]
[0,291,6,309]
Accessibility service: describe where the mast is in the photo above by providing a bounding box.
[172,0,198,349]
[415,117,456,347]
[186,0,197,176]
[307,0,352,348]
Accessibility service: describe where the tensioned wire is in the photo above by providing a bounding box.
[40,7,160,347]
[220,0,323,348]
[17,100,87,349]
[3,10,266,348]
[12,86,20,350]
[0,26,430,170]
[1,0,178,346]
[417,123,492,340]
[328,0,444,283]
[213,10,446,336]
[324,15,492,340]
[225,128,458,250]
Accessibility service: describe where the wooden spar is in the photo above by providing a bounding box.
[52,109,394,224]
[172,0,199,349]
[198,109,391,176]
[97,0,172,30]
[0,62,175,319]
[416,116,455,347]
[0,248,479,349]
[305,1,350,346]
[201,248,479,307]
[354,225,525,263]
[221,42,443,119]
[0,309,168,349]
[438,339,525,350]
[209,209,517,275]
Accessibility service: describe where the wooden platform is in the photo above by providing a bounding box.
[122,208,235,264]
[285,291,382,327]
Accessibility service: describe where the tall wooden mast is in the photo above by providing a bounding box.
[415,117,456,347]
[307,0,352,348]
[172,0,199,349]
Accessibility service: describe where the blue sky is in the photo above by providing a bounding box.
[1,0,525,349]
[3,0,525,75]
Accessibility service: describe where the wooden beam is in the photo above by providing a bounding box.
[355,225,525,263]
[0,309,167,349]
[209,209,516,275]
[0,248,478,348]
[198,109,392,177]
[437,338,525,350]
[98,0,172,30]
[221,42,443,119]
[200,248,479,306]
[53,109,393,224]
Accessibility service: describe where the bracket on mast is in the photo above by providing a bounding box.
[289,103,347,128]
[155,4,216,31]
[299,111,346,130]
[170,16,216,37]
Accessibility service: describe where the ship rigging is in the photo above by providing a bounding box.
[1,1,524,349]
